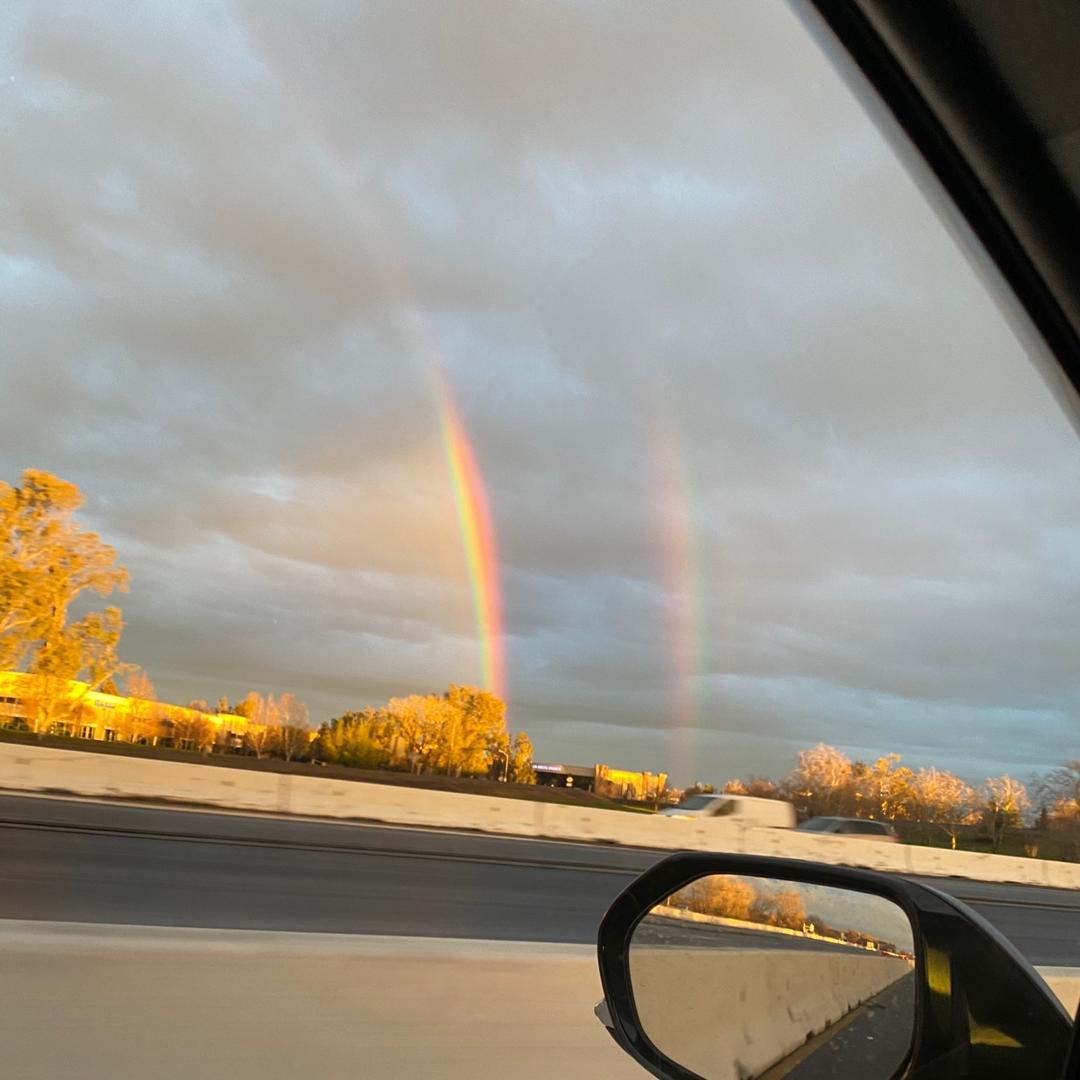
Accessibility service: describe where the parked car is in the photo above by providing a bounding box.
[660,794,796,829]
[797,816,900,842]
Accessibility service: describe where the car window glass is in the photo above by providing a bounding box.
[4,6,1080,1027]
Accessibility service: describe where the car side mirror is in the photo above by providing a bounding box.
[596,852,1071,1080]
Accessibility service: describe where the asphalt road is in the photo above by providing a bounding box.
[0,794,1077,965]
[778,974,916,1080]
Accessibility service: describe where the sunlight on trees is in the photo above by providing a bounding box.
[1,471,130,732]
[317,685,530,780]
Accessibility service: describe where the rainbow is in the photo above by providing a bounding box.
[649,413,706,779]
[434,369,506,701]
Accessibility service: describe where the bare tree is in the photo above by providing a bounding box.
[981,776,1029,850]
[121,670,160,744]
[913,768,976,848]
[239,692,278,759]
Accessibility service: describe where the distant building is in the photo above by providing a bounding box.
[594,763,667,802]
[533,761,668,801]
[532,762,598,791]
[0,670,270,752]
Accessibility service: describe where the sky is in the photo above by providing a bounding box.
[2,1,1079,787]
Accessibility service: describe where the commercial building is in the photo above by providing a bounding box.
[533,761,668,801]
[0,670,265,752]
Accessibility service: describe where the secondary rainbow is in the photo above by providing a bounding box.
[649,410,706,779]
[435,369,506,701]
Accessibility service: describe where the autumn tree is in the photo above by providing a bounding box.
[785,744,854,817]
[750,889,806,931]
[168,698,215,752]
[445,685,507,776]
[852,755,917,821]
[724,777,783,800]
[699,876,756,921]
[508,731,535,783]
[170,711,215,753]
[981,776,1029,850]
[684,781,718,797]
[388,694,441,773]
[318,709,392,768]
[0,471,129,696]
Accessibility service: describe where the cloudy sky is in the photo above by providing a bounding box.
[3,1,1078,786]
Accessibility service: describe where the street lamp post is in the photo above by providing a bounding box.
[492,746,510,782]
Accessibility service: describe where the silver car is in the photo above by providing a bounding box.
[796,816,900,842]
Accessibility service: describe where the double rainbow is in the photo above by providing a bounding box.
[435,369,506,702]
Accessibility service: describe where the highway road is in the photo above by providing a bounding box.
[0,793,1077,964]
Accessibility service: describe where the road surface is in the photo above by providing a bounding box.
[0,793,1075,964]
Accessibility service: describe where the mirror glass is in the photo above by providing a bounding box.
[629,874,916,1080]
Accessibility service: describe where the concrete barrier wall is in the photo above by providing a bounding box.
[630,947,913,1079]
[2,743,1079,888]
[0,920,1071,1080]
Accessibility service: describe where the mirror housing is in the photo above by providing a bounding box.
[596,853,1071,1080]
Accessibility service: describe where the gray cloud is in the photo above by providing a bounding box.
[2,0,1078,786]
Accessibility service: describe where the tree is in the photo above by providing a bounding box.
[314,686,526,780]
[121,670,160,744]
[700,876,756,921]
[724,777,783,800]
[388,694,441,773]
[170,709,216,753]
[750,888,806,930]
[1033,760,1080,815]
[444,685,507,776]
[786,744,854,817]
[276,693,311,761]
[912,768,976,848]
[981,776,1029,850]
[215,696,231,714]
[771,890,807,931]
[853,754,917,821]
[0,470,128,675]
[508,731,535,783]
[318,709,392,768]
[239,692,278,758]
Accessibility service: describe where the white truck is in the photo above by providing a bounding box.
[659,793,795,828]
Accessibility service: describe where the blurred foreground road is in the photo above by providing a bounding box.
[0,922,644,1080]
[0,793,1076,964]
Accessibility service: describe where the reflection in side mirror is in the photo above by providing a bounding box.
[629,874,916,1080]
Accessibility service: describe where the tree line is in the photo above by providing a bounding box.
[316,684,534,781]
[667,874,903,953]
[0,470,533,780]
[706,743,1080,852]
[119,672,313,759]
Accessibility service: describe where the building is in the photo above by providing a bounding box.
[533,761,668,801]
[594,763,667,802]
[0,670,267,752]
[532,762,598,791]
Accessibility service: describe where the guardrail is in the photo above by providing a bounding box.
[1,742,1077,888]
